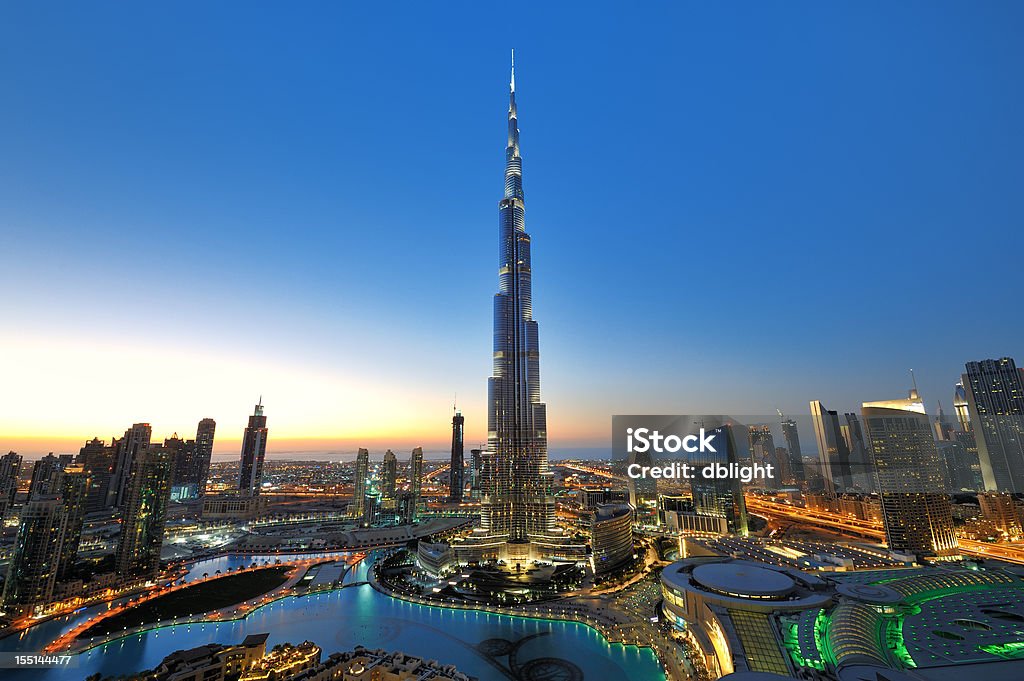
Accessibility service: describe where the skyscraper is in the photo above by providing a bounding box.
[166,434,198,499]
[862,388,959,560]
[238,400,268,497]
[56,465,90,581]
[28,453,66,499]
[77,437,115,513]
[480,53,556,547]
[809,400,852,494]
[111,422,152,508]
[779,413,804,485]
[748,424,780,489]
[0,451,23,522]
[194,418,216,496]
[382,450,397,501]
[962,357,1024,492]
[116,444,176,579]
[450,410,465,502]
[352,448,369,520]
[2,496,64,616]
[690,425,748,536]
[842,412,875,492]
[469,447,484,500]
[953,381,972,433]
[409,446,423,522]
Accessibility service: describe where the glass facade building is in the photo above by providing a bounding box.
[862,388,960,560]
[238,401,268,497]
[480,55,556,545]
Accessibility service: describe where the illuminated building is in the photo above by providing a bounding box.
[56,464,90,581]
[123,639,473,681]
[663,557,1024,680]
[469,447,484,500]
[748,424,780,489]
[195,417,216,496]
[382,449,397,501]
[28,453,67,498]
[409,446,423,519]
[2,496,64,616]
[238,399,268,496]
[841,412,874,492]
[240,641,321,681]
[352,447,369,519]
[954,381,972,432]
[76,437,115,512]
[479,53,555,550]
[166,434,199,500]
[963,357,1024,492]
[116,444,175,579]
[659,495,730,534]
[779,413,805,485]
[449,409,464,502]
[590,503,634,575]
[978,491,1022,539]
[111,422,152,508]
[626,443,658,508]
[129,633,269,681]
[861,387,960,560]
[690,425,749,535]
[810,400,852,494]
[416,541,456,578]
[0,451,22,522]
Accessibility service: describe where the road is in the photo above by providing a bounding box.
[745,495,1024,565]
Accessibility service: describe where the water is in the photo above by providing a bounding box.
[2,555,665,681]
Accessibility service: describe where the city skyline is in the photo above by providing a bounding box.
[3,4,1023,456]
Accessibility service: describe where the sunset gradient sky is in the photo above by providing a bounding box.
[2,3,1022,458]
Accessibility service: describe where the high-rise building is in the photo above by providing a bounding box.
[409,446,423,522]
[962,357,1024,492]
[479,54,556,549]
[953,381,972,433]
[382,450,397,501]
[116,444,176,579]
[748,424,780,489]
[0,451,23,522]
[194,418,216,496]
[167,434,200,500]
[76,437,115,513]
[238,400,268,497]
[810,400,852,494]
[779,414,804,485]
[352,448,369,520]
[56,465,90,581]
[591,503,635,576]
[842,412,875,492]
[28,453,66,499]
[689,425,748,535]
[626,444,658,508]
[469,448,484,500]
[111,423,152,508]
[450,410,465,502]
[2,496,64,615]
[934,401,956,441]
[861,388,959,560]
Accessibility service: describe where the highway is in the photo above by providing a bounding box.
[745,495,1024,565]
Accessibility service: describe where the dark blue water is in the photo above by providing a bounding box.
[2,556,665,681]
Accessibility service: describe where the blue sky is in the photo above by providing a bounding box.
[1,2,1022,455]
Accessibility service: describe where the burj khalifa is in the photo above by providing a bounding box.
[479,53,559,552]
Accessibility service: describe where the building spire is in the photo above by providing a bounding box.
[510,49,515,93]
